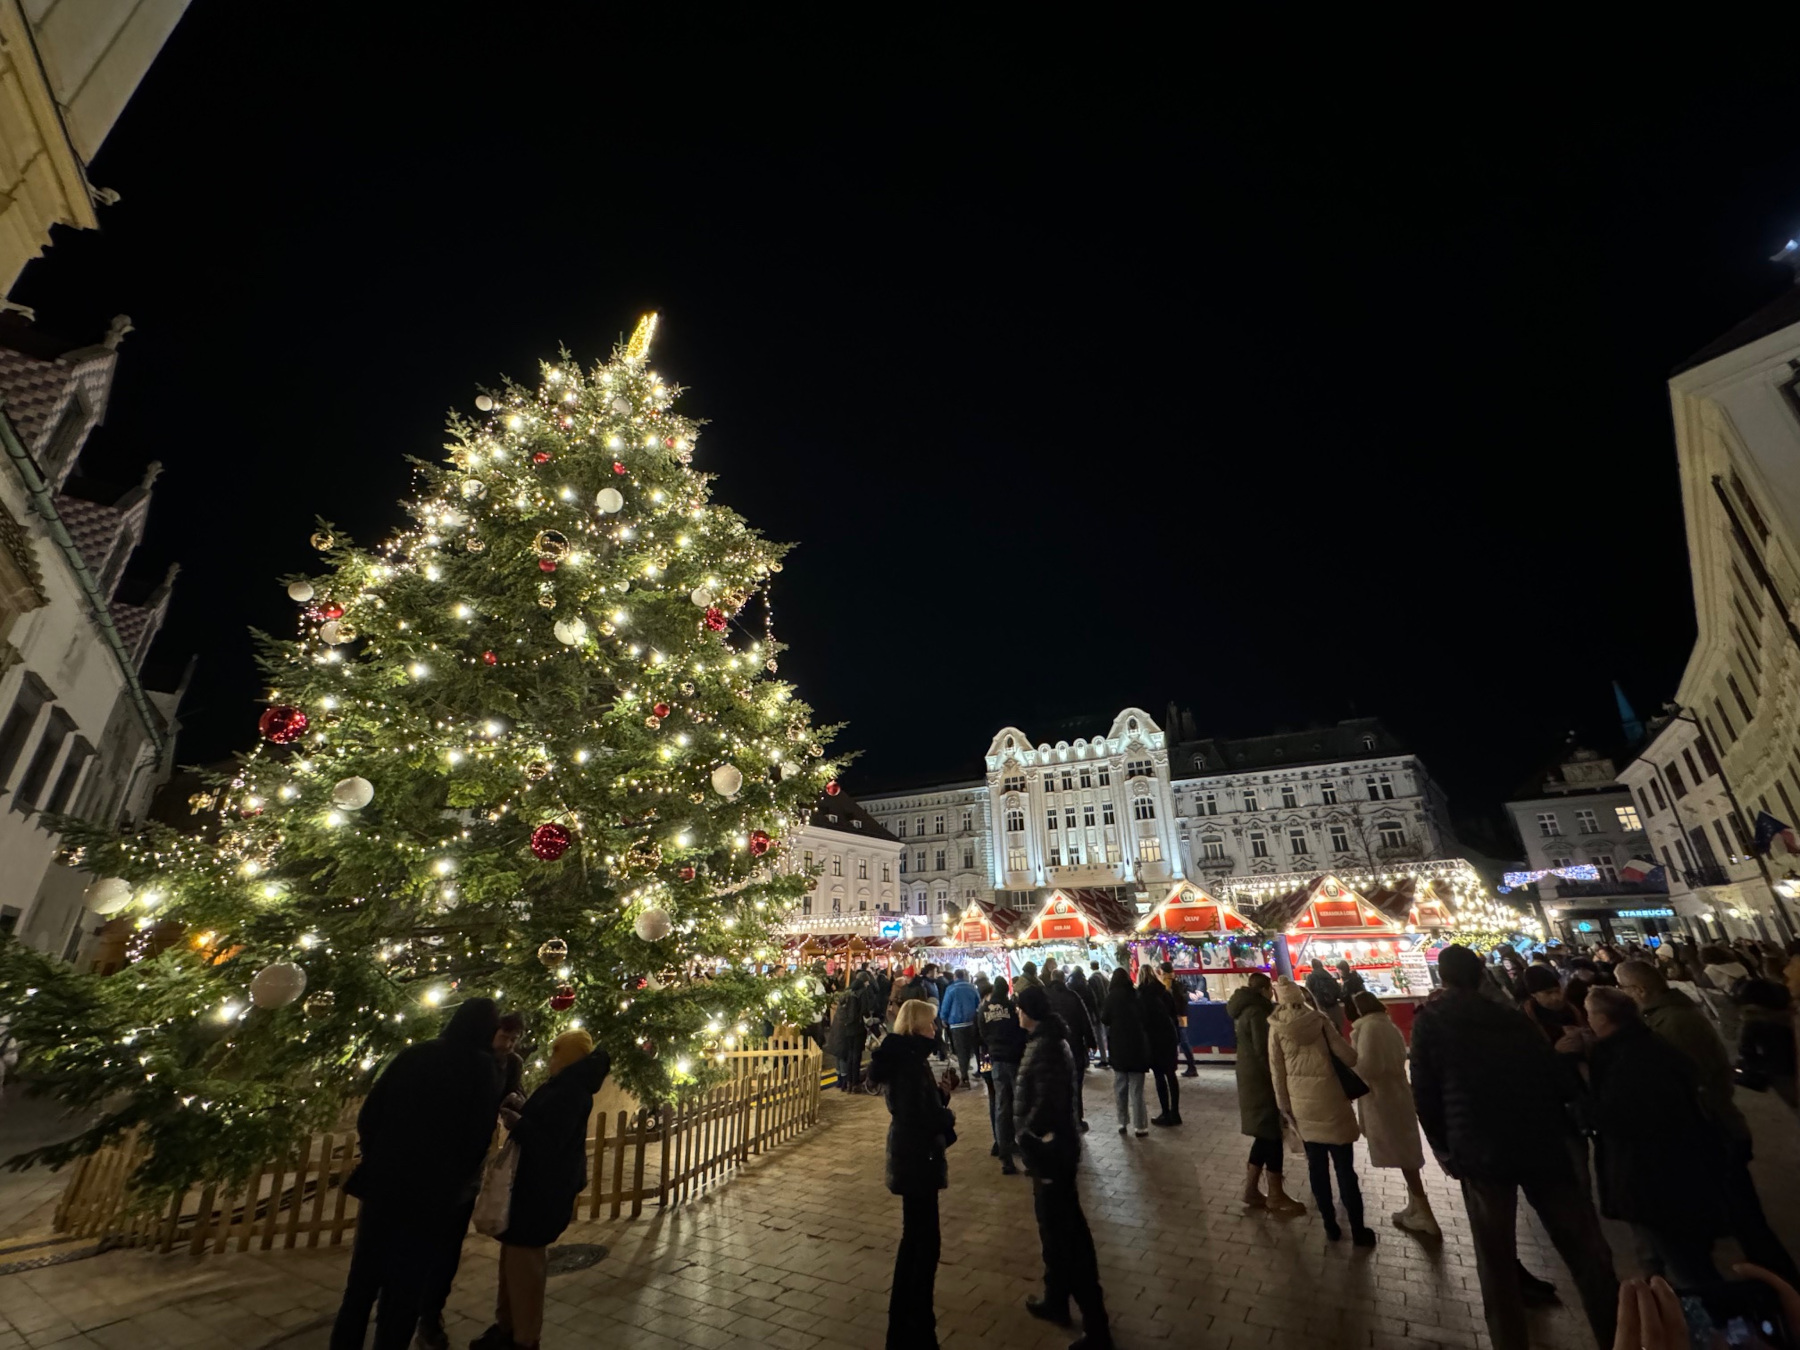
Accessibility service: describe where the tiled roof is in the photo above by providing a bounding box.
[807,793,898,842]
[55,494,120,572]
[110,601,153,651]
[1172,718,1410,777]
[1060,886,1140,935]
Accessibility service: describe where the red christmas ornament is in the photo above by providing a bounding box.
[530,822,573,860]
[703,607,727,632]
[640,1037,658,1055]
[483,650,498,666]
[533,451,552,464]
[653,702,670,719]
[612,461,627,475]
[748,829,772,857]
[549,985,576,1012]
[258,705,309,744]
[539,558,557,573]
[678,866,695,881]
[316,603,344,621]
[825,781,841,796]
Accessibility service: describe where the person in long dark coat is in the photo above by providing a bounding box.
[868,999,957,1350]
[1227,972,1304,1213]
[1045,969,1096,1129]
[1100,968,1150,1136]
[472,1031,610,1350]
[331,998,502,1350]
[1138,965,1183,1127]
[1585,987,1728,1289]
[827,985,867,1091]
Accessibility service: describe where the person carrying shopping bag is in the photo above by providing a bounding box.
[472,1030,610,1350]
[1269,977,1375,1246]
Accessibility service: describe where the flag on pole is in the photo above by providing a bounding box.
[1620,858,1661,883]
[1751,811,1798,856]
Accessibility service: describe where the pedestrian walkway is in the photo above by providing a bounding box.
[2,1067,1798,1348]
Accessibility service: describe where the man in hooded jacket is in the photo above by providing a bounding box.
[1015,985,1111,1350]
[331,998,503,1350]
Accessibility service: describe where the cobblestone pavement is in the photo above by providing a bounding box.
[2,1065,1798,1349]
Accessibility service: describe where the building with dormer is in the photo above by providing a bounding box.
[859,709,1454,936]
[782,792,903,934]
[0,314,180,959]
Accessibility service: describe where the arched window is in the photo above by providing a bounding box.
[1361,734,1376,751]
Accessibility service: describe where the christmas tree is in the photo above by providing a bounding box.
[0,316,831,1194]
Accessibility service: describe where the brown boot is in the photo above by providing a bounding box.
[1243,1163,1267,1209]
[1265,1174,1306,1216]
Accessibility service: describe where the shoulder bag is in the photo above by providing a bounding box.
[1324,1024,1369,1100]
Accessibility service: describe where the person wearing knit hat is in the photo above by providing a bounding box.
[1269,975,1374,1245]
[473,1029,610,1350]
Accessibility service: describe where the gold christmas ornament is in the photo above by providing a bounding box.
[680,681,695,695]
[466,535,486,554]
[537,583,556,609]
[533,529,570,559]
[537,938,569,969]
[766,659,778,673]
[625,838,663,872]
[310,532,334,551]
[645,714,662,729]
[525,760,552,781]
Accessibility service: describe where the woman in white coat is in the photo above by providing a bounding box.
[1347,992,1440,1237]
[1269,978,1374,1246]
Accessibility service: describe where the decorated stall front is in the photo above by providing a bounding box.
[931,899,1030,979]
[1010,887,1137,975]
[1254,873,1438,1035]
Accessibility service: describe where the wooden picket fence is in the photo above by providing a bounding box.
[50,1037,822,1255]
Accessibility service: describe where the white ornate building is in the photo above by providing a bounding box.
[778,792,904,934]
[0,315,179,960]
[857,711,1454,936]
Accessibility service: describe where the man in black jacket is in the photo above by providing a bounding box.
[331,998,503,1350]
[1411,947,1616,1350]
[1015,985,1111,1350]
[977,977,1027,1174]
[1045,969,1096,1131]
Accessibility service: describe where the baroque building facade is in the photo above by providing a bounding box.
[851,711,1453,938]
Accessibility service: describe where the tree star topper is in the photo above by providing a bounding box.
[625,312,659,364]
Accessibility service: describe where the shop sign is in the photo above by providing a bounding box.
[1616,908,1674,918]
[878,920,904,939]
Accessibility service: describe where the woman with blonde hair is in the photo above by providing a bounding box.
[1269,977,1374,1246]
[473,1030,610,1350]
[868,999,957,1349]
[1348,991,1439,1237]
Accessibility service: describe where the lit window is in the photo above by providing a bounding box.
[1138,836,1163,863]
[1007,847,1028,871]
[1616,804,1643,832]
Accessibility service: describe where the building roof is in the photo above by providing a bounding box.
[1673,283,1800,376]
[1171,718,1410,777]
[805,792,898,842]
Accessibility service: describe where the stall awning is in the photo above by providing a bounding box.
[1139,881,1255,934]
[1021,887,1138,942]
[1257,874,1402,936]
[950,897,1028,946]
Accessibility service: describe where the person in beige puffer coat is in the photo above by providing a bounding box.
[1269,977,1374,1245]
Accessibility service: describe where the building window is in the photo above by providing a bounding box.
[1329,825,1350,853]
[1066,841,1083,865]
[917,893,928,915]
[1683,748,1704,785]
[898,853,907,875]
[1126,759,1153,780]
[916,850,926,873]
[1592,854,1617,882]
[962,846,974,869]
[831,894,841,915]
[802,895,813,915]
[1061,770,1074,792]
[1320,783,1338,806]
[1081,804,1095,828]
[1365,773,1395,801]
[1002,774,1024,793]
[1666,764,1687,799]
[1105,841,1122,863]
[1616,804,1642,831]
[1007,848,1027,872]
[1361,734,1376,750]
[857,858,867,879]
[1048,846,1061,866]
[1006,809,1024,832]
[1102,802,1116,826]
[915,816,926,837]
[935,848,946,871]
[0,676,51,790]
[1065,807,1077,830]
[831,855,842,876]
[895,818,906,838]
[45,738,91,815]
[859,897,868,912]
[1377,822,1405,848]
[1250,831,1269,858]
[1242,789,1259,812]
[802,850,814,872]
[1138,836,1163,863]
[1551,856,1574,870]
[1133,797,1156,821]
[1282,786,1298,809]
[1574,808,1599,835]
[1041,776,1055,799]
[1202,837,1225,860]
[1097,766,1112,786]
[1714,698,1738,743]
[936,887,949,913]
[1194,791,1212,815]
[961,808,972,831]
[1728,673,1754,724]
[932,813,944,835]
[1046,810,1059,833]
[881,863,891,882]
[1079,768,1092,788]
[1288,828,1308,854]
[1649,778,1668,810]
[1537,812,1561,837]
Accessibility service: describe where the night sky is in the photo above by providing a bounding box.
[12,13,1800,834]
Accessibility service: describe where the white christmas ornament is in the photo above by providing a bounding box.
[88,876,133,916]
[331,776,374,810]
[553,617,587,646]
[319,620,351,645]
[475,394,495,412]
[249,961,307,1010]
[610,396,632,415]
[634,908,672,942]
[287,581,315,603]
[710,763,744,797]
[689,586,715,609]
[596,487,624,515]
[779,761,799,780]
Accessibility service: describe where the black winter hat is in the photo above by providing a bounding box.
[1015,985,1052,1021]
[1523,965,1562,994]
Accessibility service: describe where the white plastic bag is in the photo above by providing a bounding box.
[472,1138,518,1237]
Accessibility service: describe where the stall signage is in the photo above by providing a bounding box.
[878,920,904,939]
[1616,907,1674,918]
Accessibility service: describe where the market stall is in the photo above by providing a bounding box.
[1013,887,1136,974]
[932,899,1029,979]
[1257,873,1435,1035]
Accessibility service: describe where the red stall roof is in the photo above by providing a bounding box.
[1139,881,1256,935]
